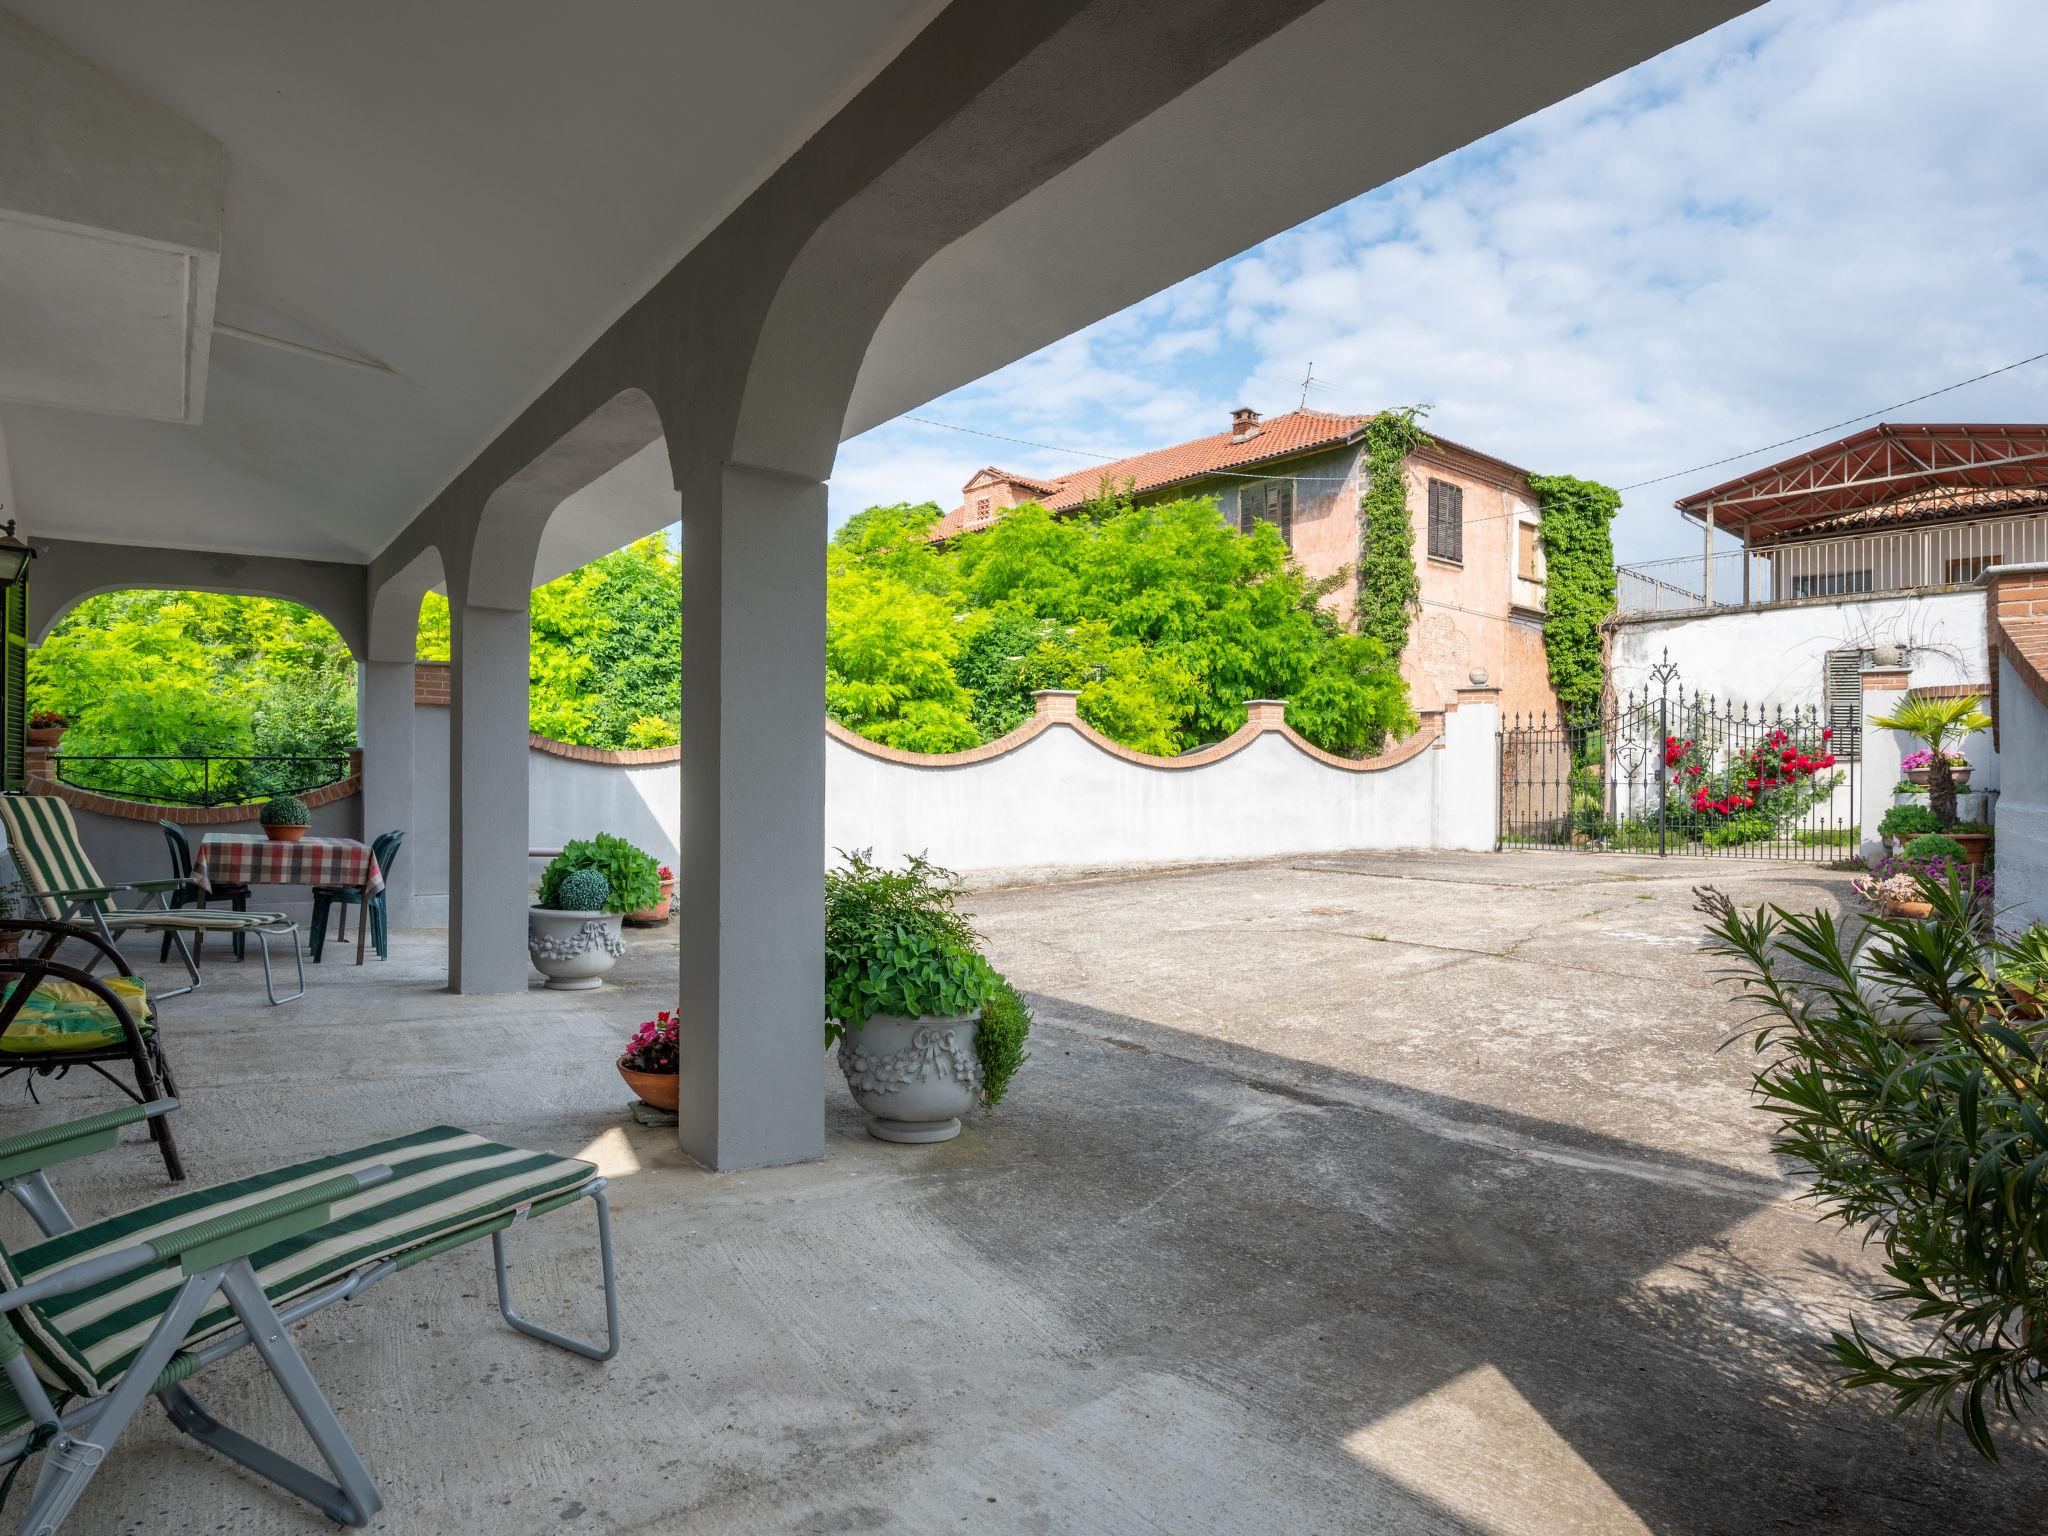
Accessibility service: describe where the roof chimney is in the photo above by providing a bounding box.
[1230,406,1261,443]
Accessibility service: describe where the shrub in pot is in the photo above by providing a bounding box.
[1697,872,2048,1460]
[627,863,676,926]
[1876,803,1940,851]
[824,851,1030,1143]
[258,794,311,843]
[526,832,658,990]
[1875,695,1989,826]
[26,711,65,749]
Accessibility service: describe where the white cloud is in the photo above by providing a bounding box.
[831,0,2048,562]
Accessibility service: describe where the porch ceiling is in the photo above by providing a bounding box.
[0,0,948,563]
[1,1,1760,583]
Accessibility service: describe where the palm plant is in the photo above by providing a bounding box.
[1870,692,1991,829]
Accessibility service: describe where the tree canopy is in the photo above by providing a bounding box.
[418,534,682,749]
[29,589,358,801]
[825,495,1414,758]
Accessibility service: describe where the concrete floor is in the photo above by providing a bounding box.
[17,850,2047,1534]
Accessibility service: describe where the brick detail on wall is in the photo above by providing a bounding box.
[1987,569,2048,750]
[414,661,451,706]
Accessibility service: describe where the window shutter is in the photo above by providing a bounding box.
[1278,480,1294,546]
[3,576,26,792]
[1824,648,1863,760]
[1446,483,1463,563]
[1238,488,1255,534]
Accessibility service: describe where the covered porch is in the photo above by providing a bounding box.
[10,852,2043,1531]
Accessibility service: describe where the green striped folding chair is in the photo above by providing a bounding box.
[0,1102,618,1531]
[0,797,304,1005]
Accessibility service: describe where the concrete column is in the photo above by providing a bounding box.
[448,602,532,992]
[358,659,416,924]
[1858,663,1912,863]
[1439,685,1502,851]
[677,463,827,1172]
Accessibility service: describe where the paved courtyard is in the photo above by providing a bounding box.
[19,849,2047,1533]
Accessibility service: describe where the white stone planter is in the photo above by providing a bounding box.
[527,907,624,990]
[835,1011,981,1143]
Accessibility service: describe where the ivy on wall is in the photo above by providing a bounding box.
[1355,406,1433,658]
[1527,473,1621,720]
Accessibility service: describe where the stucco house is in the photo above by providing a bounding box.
[932,406,1557,719]
[1610,423,2048,774]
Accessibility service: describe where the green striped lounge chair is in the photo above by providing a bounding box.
[0,1101,618,1531]
[0,796,304,1005]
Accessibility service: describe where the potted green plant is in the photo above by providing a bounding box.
[1947,818,1993,868]
[824,851,1030,1142]
[258,794,311,843]
[1872,694,1990,827]
[1875,802,1940,853]
[626,863,675,926]
[617,1009,679,1111]
[26,711,65,750]
[527,833,660,990]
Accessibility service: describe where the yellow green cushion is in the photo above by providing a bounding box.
[0,975,152,1055]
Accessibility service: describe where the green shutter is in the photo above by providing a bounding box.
[3,576,24,792]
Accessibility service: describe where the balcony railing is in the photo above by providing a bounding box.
[49,752,355,808]
[1617,510,2048,617]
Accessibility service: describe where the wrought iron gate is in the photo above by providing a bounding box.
[1498,654,1857,861]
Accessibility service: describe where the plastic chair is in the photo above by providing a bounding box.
[310,829,402,962]
[159,820,252,962]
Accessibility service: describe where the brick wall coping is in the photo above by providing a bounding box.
[826,691,1445,774]
[24,749,360,826]
[527,734,679,766]
[423,672,1454,775]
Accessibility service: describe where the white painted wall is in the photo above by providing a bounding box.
[400,701,1499,920]
[1611,592,1989,709]
[1996,651,2048,929]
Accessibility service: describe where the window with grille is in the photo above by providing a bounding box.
[1238,480,1294,547]
[974,497,991,523]
[1944,553,2000,585]
[1517,521,1541,581]
[1427,479,1463,563]
[1824,648,1864,760]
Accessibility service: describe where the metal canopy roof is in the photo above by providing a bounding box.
[1674,423,2048,543]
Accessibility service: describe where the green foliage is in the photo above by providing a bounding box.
[1697,875,2048,1460]
[257,794,309,827]
[1904,834,1969,865]
[554,868,612,913]
[975,976,1032,1112]
[1878,804,1943,844]
[29,591,358,803]
[823,851,996,1042]
[819,495,1414,758]
[1354,407,1432,658]
[417,534,680,750]
[539,833,661,915]
[1528,473,1620,719]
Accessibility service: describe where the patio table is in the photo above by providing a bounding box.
[193,833,386,965]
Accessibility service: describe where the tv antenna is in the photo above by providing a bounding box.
[1299,362,1315,409]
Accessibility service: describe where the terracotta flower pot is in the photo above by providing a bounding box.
[1877,898,1935,921]
[626,879,675,926]
[618,1062,678,1111]
[1950,831,1990,868]
[26,726,63,749]
[262,823,308,842]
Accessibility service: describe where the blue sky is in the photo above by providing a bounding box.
[825,0,2048,567]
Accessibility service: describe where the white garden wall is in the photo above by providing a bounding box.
[397,690,1500,922]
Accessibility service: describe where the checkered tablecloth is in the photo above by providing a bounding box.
[193,834,385,897]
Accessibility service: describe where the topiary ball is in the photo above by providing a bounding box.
[258,794,311,827]
[555,868,611,912]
